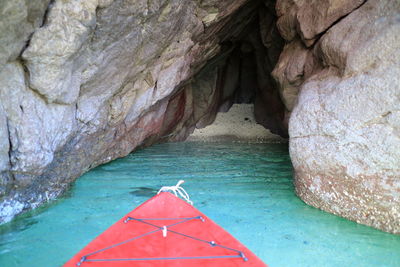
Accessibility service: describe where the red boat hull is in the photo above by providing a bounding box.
[64,192,267,266]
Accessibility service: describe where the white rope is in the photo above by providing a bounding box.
[157,180,193,205]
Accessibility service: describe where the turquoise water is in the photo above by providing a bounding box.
[0,142,399,267]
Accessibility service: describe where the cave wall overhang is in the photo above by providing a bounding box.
[0,0,284,223]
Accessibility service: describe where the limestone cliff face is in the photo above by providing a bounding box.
[273,0,400,233]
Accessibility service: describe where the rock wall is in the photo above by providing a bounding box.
[0,0,267,222]
[273,0,400,233]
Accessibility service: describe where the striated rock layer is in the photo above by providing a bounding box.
[273,0,400,233]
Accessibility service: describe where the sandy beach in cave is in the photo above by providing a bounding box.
[186,104,286,142]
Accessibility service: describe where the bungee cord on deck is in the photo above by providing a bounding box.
[76,215,248,266]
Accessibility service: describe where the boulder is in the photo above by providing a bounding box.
[288,0,400,233]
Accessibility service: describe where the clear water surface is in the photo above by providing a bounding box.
[0,142,399,267]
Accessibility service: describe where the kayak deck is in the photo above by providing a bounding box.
[64,192,267,266]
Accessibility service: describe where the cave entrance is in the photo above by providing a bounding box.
[156,1,289,145]
[184,4,288,141]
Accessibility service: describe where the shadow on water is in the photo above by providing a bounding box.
[129,187,158,197]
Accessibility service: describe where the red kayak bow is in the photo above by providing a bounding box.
[64,192,267,266]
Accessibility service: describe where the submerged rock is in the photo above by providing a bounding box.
[129,187,158,197]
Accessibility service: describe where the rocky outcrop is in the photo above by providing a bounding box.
[273,0,400,233]
[0,0,288,223]
[0,0,249,222]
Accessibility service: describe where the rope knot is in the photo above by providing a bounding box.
[157,180,193,205]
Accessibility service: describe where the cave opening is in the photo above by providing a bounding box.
[161,1,289,142]
[215,28,288,138]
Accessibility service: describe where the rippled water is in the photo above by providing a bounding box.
[1,142,399,267]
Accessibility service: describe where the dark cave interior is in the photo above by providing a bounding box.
[190,1,288,138]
